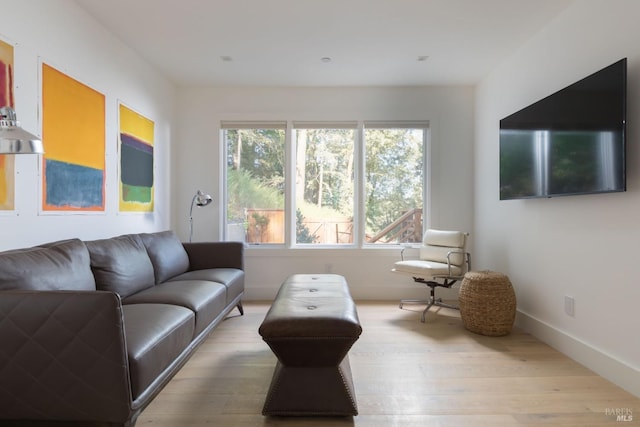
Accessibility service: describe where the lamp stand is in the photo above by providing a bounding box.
[188,190,212,242]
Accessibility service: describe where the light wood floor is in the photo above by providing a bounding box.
[137,302,639,426]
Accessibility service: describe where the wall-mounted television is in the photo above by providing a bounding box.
[499,58,627,200]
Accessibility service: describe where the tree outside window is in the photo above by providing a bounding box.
[364,127,424,244]
[223,122,428,246]
[225,127,285,244]
[294,127,355,245]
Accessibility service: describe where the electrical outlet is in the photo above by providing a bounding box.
[564,295,575,317]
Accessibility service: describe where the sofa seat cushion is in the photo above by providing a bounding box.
[139,231,190,284]
[121,303,194,400]
[168,268,244,306]
[0,239,96,291]
[123,281,227,337]
[85,234,156,298]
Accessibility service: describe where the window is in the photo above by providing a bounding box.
[223,122,286,244]
[364,123,426,244]
[222,121,429,247]
[293,123,356,245]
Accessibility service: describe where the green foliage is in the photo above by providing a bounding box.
[295,208,317,243]
[298,129,354,215]
[364,129,423,237]
[226,128,285,190]
[225,126,424,243]
[226,169,283,222]
[226,128,286,224]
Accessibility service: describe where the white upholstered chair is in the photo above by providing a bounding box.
[392,229,471,322]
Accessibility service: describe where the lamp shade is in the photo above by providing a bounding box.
[0,107,43,154]
[194,190,212,207]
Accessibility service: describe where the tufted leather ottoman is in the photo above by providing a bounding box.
[258,274,362,416]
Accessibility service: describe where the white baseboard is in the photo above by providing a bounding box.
[516,310,640,398]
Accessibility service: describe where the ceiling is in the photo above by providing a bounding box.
[74,0,572,87]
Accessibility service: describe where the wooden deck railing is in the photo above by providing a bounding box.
[244,207,422,244]
[366,208,422,243]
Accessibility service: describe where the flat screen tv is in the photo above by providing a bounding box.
[499,58,627,200]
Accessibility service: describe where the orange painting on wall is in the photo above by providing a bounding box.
[41,63,105,212]
[0,39,15,211]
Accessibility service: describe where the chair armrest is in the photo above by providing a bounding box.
[182,241,244,271]
[399,244,422,261]
[446,249,471,277]
[0,290,133,423]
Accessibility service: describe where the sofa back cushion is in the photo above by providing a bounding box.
[85,234,155,298]
[139,230,190,283]
[0,239,96,291]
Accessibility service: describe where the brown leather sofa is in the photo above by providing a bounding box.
[0,230,244,427]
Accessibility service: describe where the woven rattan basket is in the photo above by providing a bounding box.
[459,271,516,336]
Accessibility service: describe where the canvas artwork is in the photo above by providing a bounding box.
[0,39,15,211]
[119,103,154,212]
[41,63,105,212]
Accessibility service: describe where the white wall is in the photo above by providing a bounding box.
[475,0,640,396]
[4,0,634,402]
[0,0,175,250]
[174,86,474,300]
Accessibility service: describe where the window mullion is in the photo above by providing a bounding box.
[285,121,295,248]
[355,122,365,248]
[423,128,431,233]
[219,127,228,241]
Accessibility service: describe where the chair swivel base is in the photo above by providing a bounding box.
[400,297,459,322]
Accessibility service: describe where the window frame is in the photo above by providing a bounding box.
[292,122,358,247]
[221,120,430,249]
[361,121,430,247]
[221,121,287,247]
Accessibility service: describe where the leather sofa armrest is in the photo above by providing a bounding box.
[0,290,133,423]
[182,241,244,271]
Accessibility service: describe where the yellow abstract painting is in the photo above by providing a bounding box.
[119,103,154,212]
[42,63,105,211]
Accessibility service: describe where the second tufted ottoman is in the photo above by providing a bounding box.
[258,274,362,416]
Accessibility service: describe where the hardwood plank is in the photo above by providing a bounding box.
[137,301,639,426]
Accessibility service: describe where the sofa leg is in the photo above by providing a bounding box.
[237,302,244,315]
